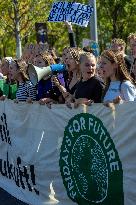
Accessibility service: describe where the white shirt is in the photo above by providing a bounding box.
[104,80,136,102]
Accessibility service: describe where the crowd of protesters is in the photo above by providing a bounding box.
[0,29,136,108]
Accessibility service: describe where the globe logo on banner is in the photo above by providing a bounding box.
[71,136,108,203]
[59,113,124,205]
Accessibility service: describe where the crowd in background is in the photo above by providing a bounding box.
[0,25,136,108]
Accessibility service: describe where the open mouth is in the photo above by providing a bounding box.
[67,64,72,70]
[67,64,70,68]
[87,71,93,75]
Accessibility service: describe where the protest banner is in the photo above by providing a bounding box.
[48,2,93,27]
[0,101,136,204]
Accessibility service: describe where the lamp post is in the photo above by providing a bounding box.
[13,0,22,59]
[89,0,98,43]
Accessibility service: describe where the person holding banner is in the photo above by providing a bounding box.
[100,50,136,103]
[1,57,12,78]
[52,47,83,102]
[53,51,104,107]
[9,59,37,102]
[73,52,104,106]
[0,57,17,100]
[32,51,64,105]
[63,47,83,94]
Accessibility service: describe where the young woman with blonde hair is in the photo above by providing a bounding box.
[73,52,104,106]
[53,51,104,107]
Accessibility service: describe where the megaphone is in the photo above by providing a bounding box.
[27,64,66,86]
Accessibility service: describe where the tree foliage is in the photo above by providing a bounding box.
[0,0,135,57]
[97,0,136,49]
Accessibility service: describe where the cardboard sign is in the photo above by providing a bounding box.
[48,1,93,27]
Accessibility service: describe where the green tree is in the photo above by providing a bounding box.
[0,0,53,57]
[97,0,136,50]
[0,0,135,56]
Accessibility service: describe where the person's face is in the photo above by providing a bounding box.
[1,61,9,76]
[65,52,77,72]
[80,56,96,81]
[111,43,123,53]
[33,56,46,67]
[100,57,117,80]
[9,61,19,80]
[22,50,32,63]
[49,49,57,60]
[47,54,55,65]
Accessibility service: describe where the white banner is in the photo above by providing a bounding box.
[48,1,93,27]
[0,100,136,205]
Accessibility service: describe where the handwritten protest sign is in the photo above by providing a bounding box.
[48,1,93,27]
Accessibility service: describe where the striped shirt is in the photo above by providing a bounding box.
[16,81,37,101]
